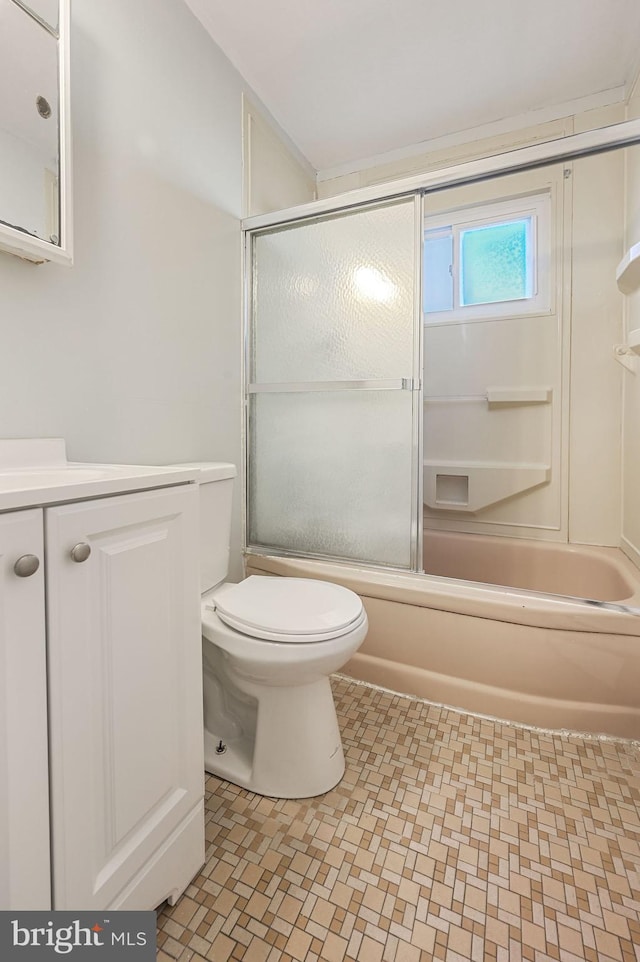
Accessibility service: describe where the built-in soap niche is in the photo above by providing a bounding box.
[435,474,469,506]
[424,462,551,513]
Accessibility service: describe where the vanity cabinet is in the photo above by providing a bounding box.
[0,508,51,909]
[0,483,203,910]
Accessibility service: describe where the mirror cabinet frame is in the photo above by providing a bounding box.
[0,0,72,266]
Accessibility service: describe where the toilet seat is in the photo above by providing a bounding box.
[210,576,365,644]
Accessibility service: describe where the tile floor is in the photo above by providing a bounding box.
[158,676,640,962]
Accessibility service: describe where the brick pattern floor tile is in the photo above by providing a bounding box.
[158,677,640,961]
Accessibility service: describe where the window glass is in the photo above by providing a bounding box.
[460,218,532,306]
[423,191,549,323]
[424,228,453,313]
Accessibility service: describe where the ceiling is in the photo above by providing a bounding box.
[184,0,640,173]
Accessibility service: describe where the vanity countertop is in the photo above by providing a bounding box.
[0,439,199,512]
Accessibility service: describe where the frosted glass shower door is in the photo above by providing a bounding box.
[248,197,421,569]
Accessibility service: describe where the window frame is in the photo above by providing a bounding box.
[423,191,552,325]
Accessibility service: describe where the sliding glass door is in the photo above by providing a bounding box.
[247,196,422,569]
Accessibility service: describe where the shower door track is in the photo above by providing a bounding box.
[242,118,640,233]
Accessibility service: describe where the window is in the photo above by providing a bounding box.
[423,192,551,323]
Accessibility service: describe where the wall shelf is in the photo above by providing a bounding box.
[628,328,640,354]
[616,242,640,294]
[613,328,640,371]
[486,386,552,406]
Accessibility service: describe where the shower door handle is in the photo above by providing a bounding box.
[248,379,419,393]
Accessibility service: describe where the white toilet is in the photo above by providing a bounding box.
[183,462,368,799]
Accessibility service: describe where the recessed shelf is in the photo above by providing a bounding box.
[616,242,640,294]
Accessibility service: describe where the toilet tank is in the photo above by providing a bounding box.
[171,462,237,593]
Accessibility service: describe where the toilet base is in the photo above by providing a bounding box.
[204,676,345,798]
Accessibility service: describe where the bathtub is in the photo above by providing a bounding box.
[245,535,640,739]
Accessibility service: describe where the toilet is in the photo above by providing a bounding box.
[180,462,368,799]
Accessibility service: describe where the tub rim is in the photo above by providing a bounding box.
[245,550,640,637]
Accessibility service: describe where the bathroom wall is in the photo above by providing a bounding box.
[242,96,316,217]
[622,83,640,566]
[0,0,310,579]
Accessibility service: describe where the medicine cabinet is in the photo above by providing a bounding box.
[0,0,72,265]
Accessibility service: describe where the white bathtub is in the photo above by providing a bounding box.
[246,536,640,739]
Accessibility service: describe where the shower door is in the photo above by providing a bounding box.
[247,196,422,570]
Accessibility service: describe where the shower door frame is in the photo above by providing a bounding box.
[243,195,425,572]
[241,117,640,574]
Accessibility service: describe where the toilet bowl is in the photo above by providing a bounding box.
[201,576,367,798]
[171,462,368,799]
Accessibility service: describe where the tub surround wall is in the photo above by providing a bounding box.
[422,166,566,540]
[569,107,626,546]
[422,124,625,546]
[317,118,575,198]
[622,83,640,567]
[319,103,628,550]
[316,105,625,198]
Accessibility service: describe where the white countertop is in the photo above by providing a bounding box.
[0,439,199,511]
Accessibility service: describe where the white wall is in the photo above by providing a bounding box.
[0,0,311,580]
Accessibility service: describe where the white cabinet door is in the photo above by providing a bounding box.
[0,508,50,909]
[46,485,203,909]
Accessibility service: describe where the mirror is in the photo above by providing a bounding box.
[0,0,70,264]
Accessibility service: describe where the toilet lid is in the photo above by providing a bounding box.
[213,576,364,642]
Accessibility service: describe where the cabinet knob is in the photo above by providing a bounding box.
[14,554,40,578]
[70,542,91,563]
